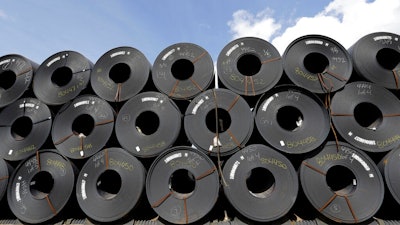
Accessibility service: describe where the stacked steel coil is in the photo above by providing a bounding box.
[0,32,400,224]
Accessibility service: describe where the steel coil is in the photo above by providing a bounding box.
[330,81,400,152]
[115,91,181,158]
[91,46,151,102]
[76,147,146,222]
[222,144,298,222]
[0,98,52,161]
[0,158,11,202]
[152,43,214,100]
[283,35,352,93]
[255,85,330,154]
[378,147,400,206]
[217,37,283,96]
[300,141,384,224]
[51,95,115,159]
[184,88,253,156]
[0,54,37,108]
[7,150,76,224]
[33,51,92,105]
[146,146,219,224]
[349,32,400,89]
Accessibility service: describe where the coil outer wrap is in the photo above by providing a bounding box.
[217,37,283,96]
[184,88,253,156]
[0,54,37,108]
[33,51,92,105]
[76,148,146,222]
[7,150,76,224]
[255,85,330,154]
[152,43,214,100]
[378,147,400,205]
[91,46,151,102]
[349,32,400,89]
[0,158,11,201]
[300,141,384,224]
[0,98,52,161]
[51,95,115,159]
[115,91,181,158]
[283,35,352,93]
[331,81,400,152]
[146,146,219,224]
[222,144,298,222]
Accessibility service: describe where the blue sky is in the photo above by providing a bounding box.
[0,0,399,65]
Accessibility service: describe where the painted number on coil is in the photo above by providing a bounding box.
[286,90,300,101]
[142,141,166,153]
[260,157,287,169]
[109,158,134,171]
[24,156,38,174]
[229,74,266,85]
[58,76,85,97]
[97,76,114,91]
[316,153,347,166]
[377,135,400,149]
[15,145,36,158]
[331,57,346,63]
[70,143,93,154]
[356,83,372,95]
[295,67,318,81]
[285,136,317,148]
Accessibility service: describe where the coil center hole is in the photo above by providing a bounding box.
[169,169,196,199]
[0,70,17,90]
[171,59,194,80]
[11,116,33,140]
[326,165,357,196]
[30,171,54,199]
[135,111,160,135]
[277,106,303,131]
[72,114,95,136]
[354,102,382,130]
[376,48,400,70]
[109,63,131,83]
[246,167,275,198]
[97,170,122,200]
[206,108,231,133]
[52,66,73,87]
[237,54,262,76]
[304,52,329,73]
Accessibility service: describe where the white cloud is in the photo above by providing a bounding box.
[228,0,400,54]
[228,8,281,41]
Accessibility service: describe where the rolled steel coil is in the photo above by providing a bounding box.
[299,141,384,224]
[184,88,253,156]
[115,91,181,158]
[255,84,330,154]
[217,37,283,96]
[7,149,76,224]
[76,147,146,222]
[378,147,400,206]
[91,46,151,102]
[152,43,214,100]
[51,95,115,159]
[349,32,400,89]
[222,144,298,222]
[0,54,37,108]
[0,158,12,202]
[283,35,352,93]
[330,81,400,153]
[0,98,52,161]
[33,51,92,105]
[146,146,219,224]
